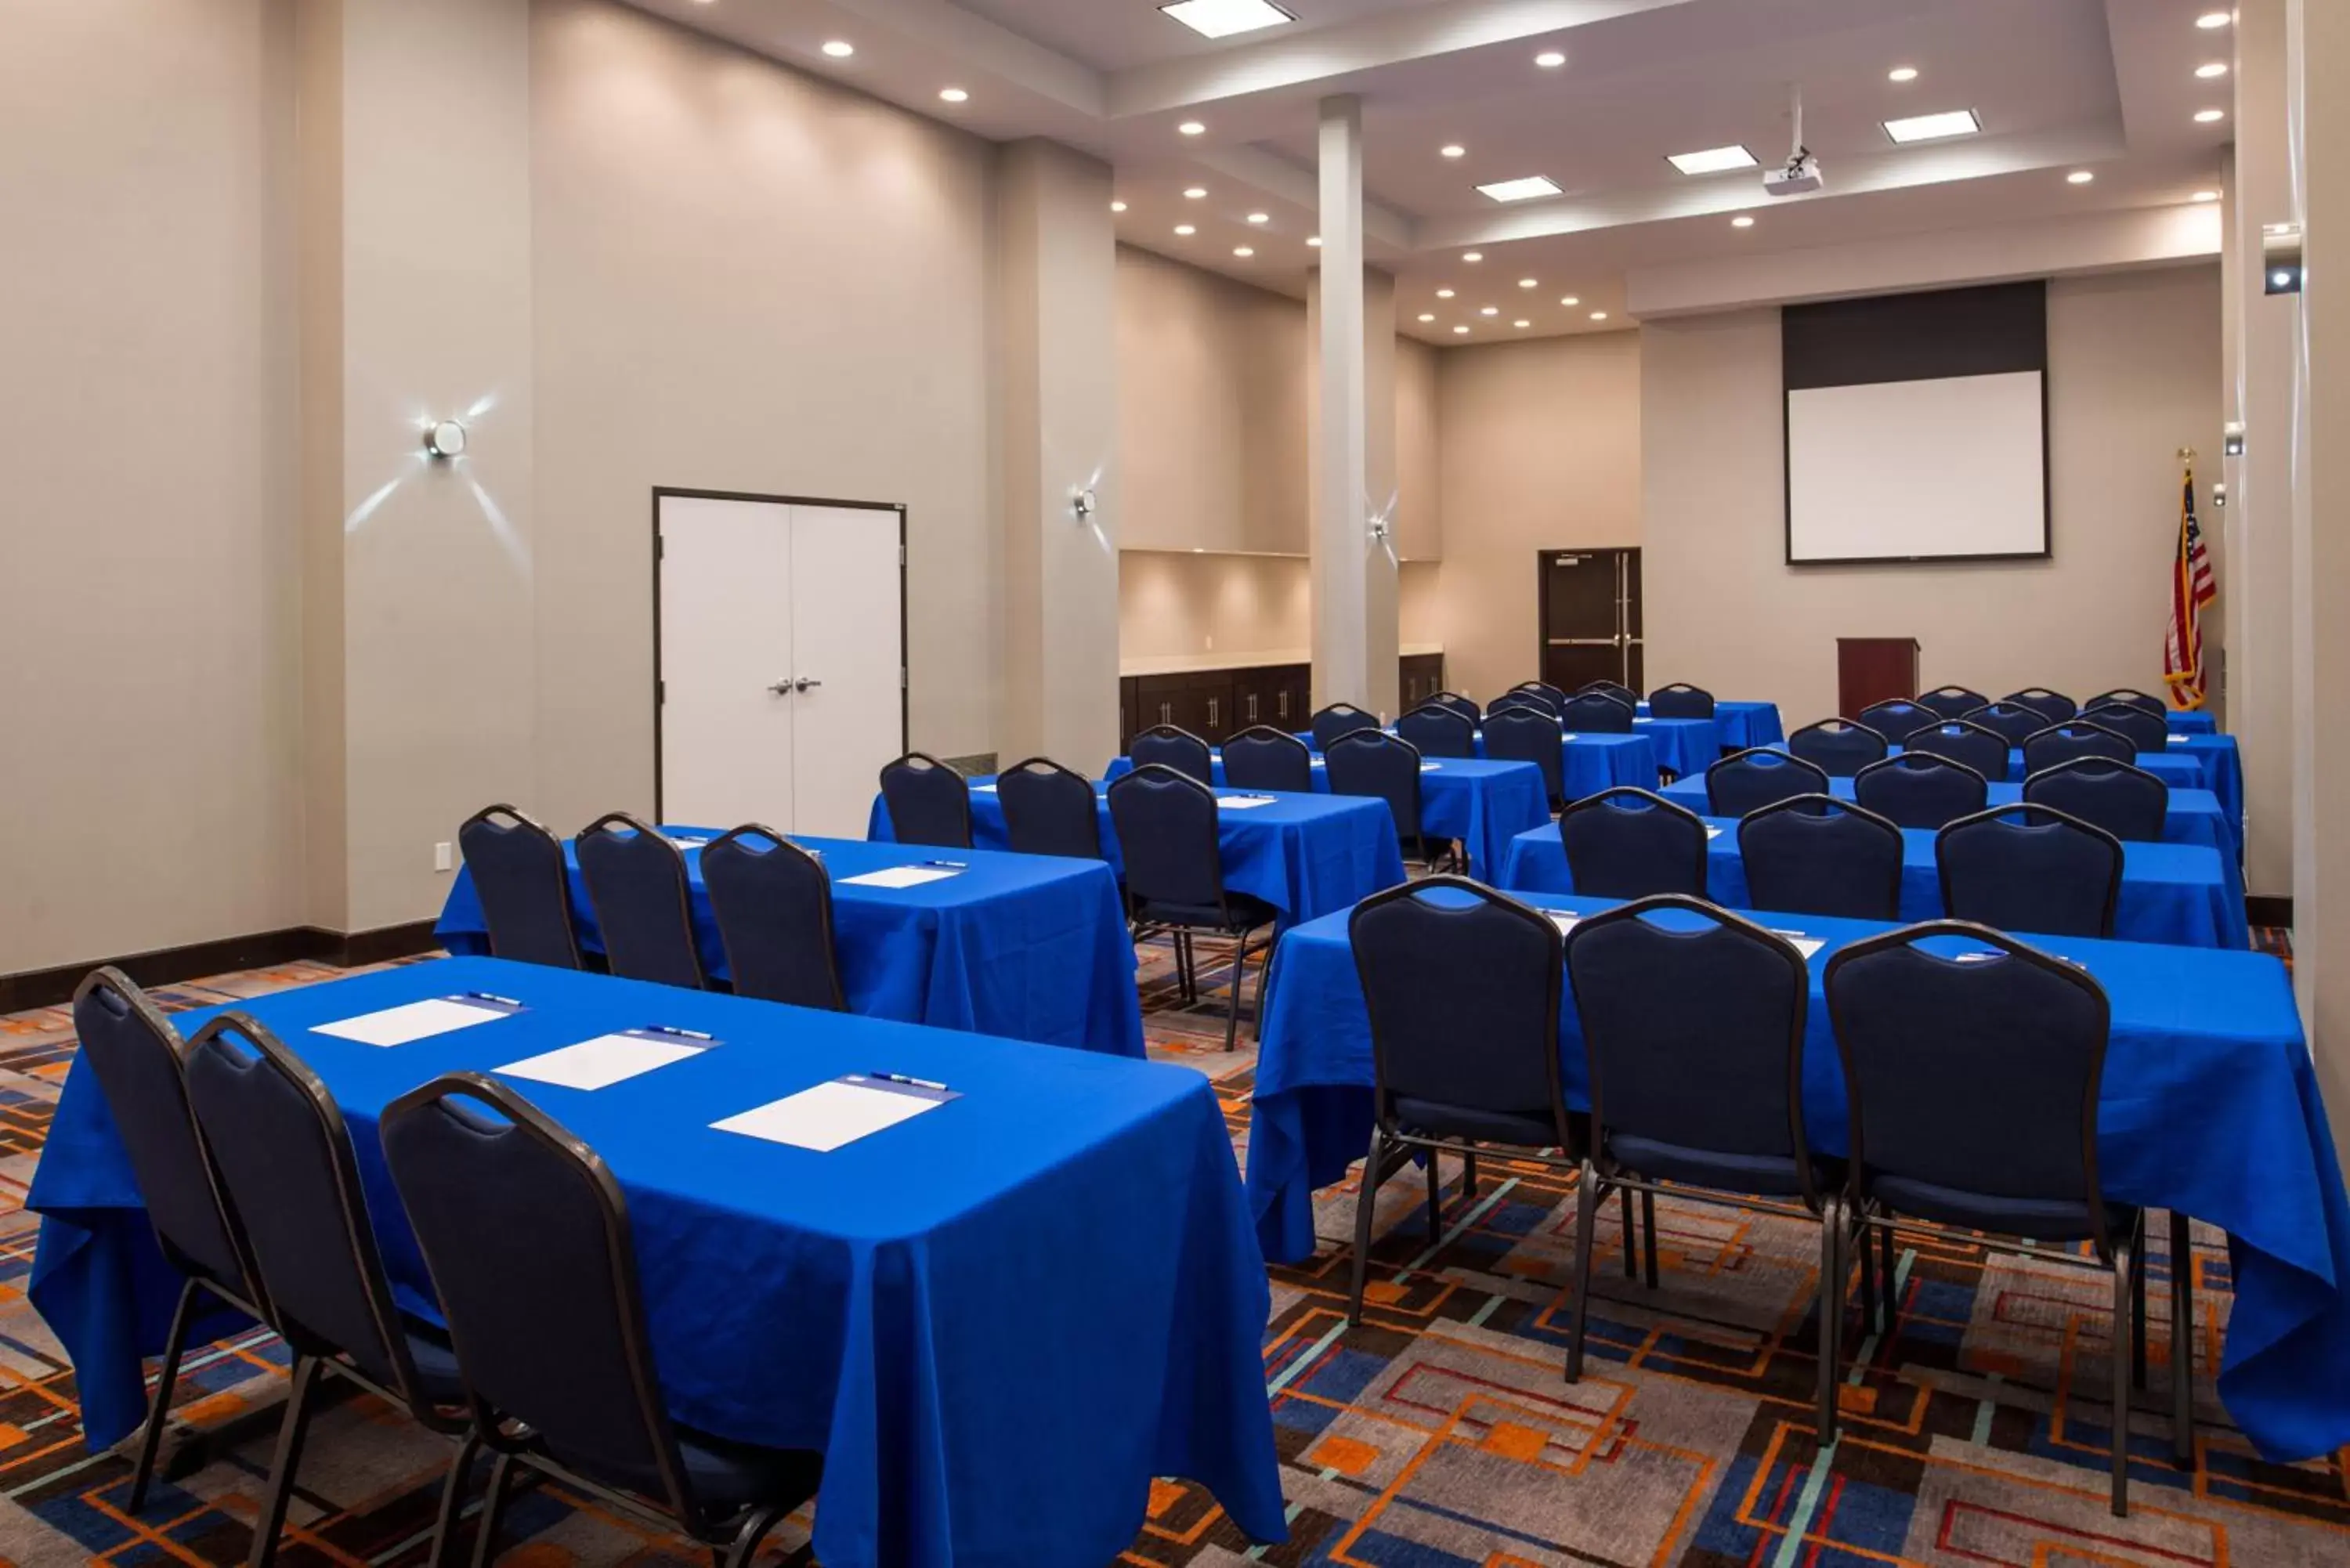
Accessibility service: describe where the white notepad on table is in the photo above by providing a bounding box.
[1419,761,1442,771]
[313,997,515,1049]
[1767,930,1827,959]
[1705,826,1723,839]
[1548,912,1582,935]
[841,864,962,889]
[1217,796,1276,810]
[1558,733,1580,742]
[714,1077,948,1153]
[971,783,999,792]
[497,1033,706,1091]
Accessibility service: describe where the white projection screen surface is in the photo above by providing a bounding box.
[1786,370,2047,563]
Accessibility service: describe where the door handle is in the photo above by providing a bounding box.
[767,679,794,696]
[794,677,823,693]
[1208,697,1220,728]
[1278,692,1289,719]
[1248,694,1258,721]
[1160,702,1172,724]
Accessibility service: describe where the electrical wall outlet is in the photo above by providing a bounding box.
[434,841,454,873]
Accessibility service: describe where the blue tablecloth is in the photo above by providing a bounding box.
[2167,733,2245,839]
[1636,700,1784,752]
[870,783,1405,926]
[1293,728,1661,799]
[2167,710,2218,734]
[437,832,1144,1060]
[1629,715,1719,777]
[1499,818,2247,948]
[1246,893,2350,1463]
[1101,754,1548,879]
[29,959,1285,1567]
[1882,744,2205,792]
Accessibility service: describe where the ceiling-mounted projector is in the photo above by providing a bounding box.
[1764,84,1824,197]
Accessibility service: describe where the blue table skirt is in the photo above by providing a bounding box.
[436,833,1144,1060]
[869,784,1405,926]
[1499,818,2247,949]
[2167,710,2218,734]
[1292,728,1661,799]
[1629,715,1719,777]
[1637,700,1784,752]
[1101,754,1549,879]
[29,959,1287,1566]
[2166,733,2244,839]
[1245,894,2350,1464]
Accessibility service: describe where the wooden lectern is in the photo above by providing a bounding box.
[1838,638,1920,719]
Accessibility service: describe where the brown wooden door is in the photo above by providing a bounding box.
[1539,547,1640,692]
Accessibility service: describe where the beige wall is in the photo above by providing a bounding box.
[1118,552,1311,660]
[1,0,304,971]
[1643,266,2223,727]
[1395,335,1442,560]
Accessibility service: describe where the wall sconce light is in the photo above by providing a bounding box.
[2212,481,2228,509]
[1070,485,1099,521]
[2223,421,2246,457]
[2262,223,2304,294]
[424,418,469,460]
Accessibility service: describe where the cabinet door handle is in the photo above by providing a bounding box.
[1208,697,1220,728]
[1248,694,1259,721]
[1159,702,1172,724]
[1278,692,1289,719]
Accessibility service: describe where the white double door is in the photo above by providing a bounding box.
[657,494,903,839]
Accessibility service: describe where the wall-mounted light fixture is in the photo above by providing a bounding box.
[1070,485,1099,522]
[424,418,468,459]
[2263,223,2304,294]
[2212,481,2229,509]
[2223,421,2246,457]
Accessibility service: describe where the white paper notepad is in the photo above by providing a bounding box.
[1216,796,1276,810]
[1769,931,1828,959]
[971,783,1000,793]
[713,1079,943,1152]
[1548,912,1582,935]
[1705,826,1723,840]
[1558,733,1580,742]
[841,865,961,889]
[497,1034,704,1091]
[312,997,515,1049]
[1419,762,1442,772]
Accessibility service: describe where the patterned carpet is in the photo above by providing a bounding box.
[0,930,2344,1566]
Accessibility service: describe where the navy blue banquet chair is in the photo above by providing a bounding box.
[1512,680,1571,714]
[69,970,268,1515]
[2005,687,2079,724]
[1563,898,1846,1436]
[1559,691,1636,734]
[380,1075,825,1566]
[1394,702,1477,760]
[1915,685,1988,723]
[1901,718,2009,782]
[1705,747,1828,818]
[1578,679,1638,708]
[1106,764,1278,1050]
[1486,690,1555,718]
[1426,690,1480,725]
[2079,701,2169,756]
[1482,703,1567,807]
[1936,803,2122,938]
[458,805,583,970]
[1311,703,1382,753]
[1738,795,1904,920]
[577,813,707,991]
[2023,757,2170,844]
[879,750,977,846]
[1557,787,1709,898]
[2086,688,2167,718]
[1327,728,1451,871]
[996,756,1104,860]
[1127,725,1213,787]
[1647,682,1716,719]
[1853,753,1989,830]
[1787,718,1888,778]
[701,826,847,1010]
[1856,699,1932,740]
[2023,720,2135,776]
[1962,701,2052,748]
[181,1016,471,1566]
[1222,725,1315,792]
[1826,922,2187,1514]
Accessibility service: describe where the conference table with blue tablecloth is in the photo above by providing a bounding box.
[1636,700,1785,752]
[1293,728,1661,798]
[437,832,1145,1060]
[869,782,1405,926]
[29,959,1285,1568]
[1629,715,1719,777]
[1499,817,2247,948]
[1101,753,1548,879]
[2165,710,2218,735]
[2166,732,2244,836]
[1244,891,2350,1464]
[1882,744,2207,793]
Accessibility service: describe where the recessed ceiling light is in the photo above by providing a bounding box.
[1535,51,1567,68]
[1590,310,1608,320]
[2196,107,2227,122]
[1306,236,1322,247]
[2193,189,2222,201]
[1417,313,1436,322]
[1441,144,1467,159]
[1667,144,1759,175]
[1560,295,1579,306]
[1731,215,1755,228]
[1480,305,1499,316]
[1183,186,1207,199]
[1518,277,1538,288]
[2197,9,2232,27]
[1453,325,1470,334]
[2196,61,2229,78]
[1462,251,1484,262]
[1173,223,1195,236]
[1110,200,1127,212]
[821,40,855,58]
[1478,175,1564,203]
[1233,246,1253,257]
[1177,121,1206,136]
[2067,170,2095,184]
[1159,0,1296,40]
[938,87,969,103]
[1246,211,1269,224]
[1882,109,1981,143]
[1888,66,1919,83]
[1513,319,1531,328]
[1436,288,1455,298]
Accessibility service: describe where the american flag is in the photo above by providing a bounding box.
[2164,466,2218,709]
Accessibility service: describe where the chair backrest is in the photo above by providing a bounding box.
[1936,804,2122,938]
[1485,691,1554,718]
[1558,692,1636,734]
[1480,706,1565,803]
[1220,725,1314,793]
[1914,686,1988,722]
[1394,703,1476,760]
[2077,701,2168,754]
[2021,757,2169,843]
[1647,682,1716,719]
[1557,787,1709,898]
[1426,690,1480,724]
[70,970,251,1294]
[1311,703,1381,753]
[2021,720,2133,775]
[1104,764,1227,912]
[700,826,845,1010]
[458,805,582,970]
[1578,680,1638,708]
[1705,747,1828,818]
[2004,688,2078,724]
[996,757,1103,860]
[1324,729,1423,854]
[183,1016,425,1406]
[1852,753,1989,830]
[1516,680,1572,708]
[879,751,976,847]
[1900,719,2009,782]
[1855,699,1931,739]
[1961,701,2051,748]
[1349,878,1569,1147]
[1786,718,1888,778]
[1499,684,1561,717]
[1737,795,1904,920]
[381,1074,700,1519]
[576,814,707,990]
[2084,688,2166,717]
[1566,897,1813,1189]
[1826,922,2113,1254]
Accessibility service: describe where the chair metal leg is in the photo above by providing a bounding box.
[1817,1194,1845,1445]
[1347,1128,1386,1324]
[1566,1160,1601,1383]
[126,1277,200,1514]
[1461,1151,1478,1203]
[2131,1216,2150,1392]
[2170,1209,2195,1467]
[1221,929,1250,1052]
[427,1429,484,1568]
[1640,1189,1660,1289]
[1426,1147,1445,1247]
[2110,1241,2135,1518]
[1878,1219,1898,1335]
[247,1354,324,1568]
[1856,1213,1878,1329]
[1619,1185,1638,1278]
[1249,926,1274,1042]
[470,1452,515,1568]
[721,1505,786,1568]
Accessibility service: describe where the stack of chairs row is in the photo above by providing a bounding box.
[75,968,822,1566]
[1395,678,1718,807]
[1343,880,2191,1516]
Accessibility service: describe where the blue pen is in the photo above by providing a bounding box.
[465,992,523,1008]
[870,1070,949,1092]
[645,1024,715,1042]
[923,859,967,869]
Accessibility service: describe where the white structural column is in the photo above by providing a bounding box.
[1312,94,1399,717]
[996,139,1122,768]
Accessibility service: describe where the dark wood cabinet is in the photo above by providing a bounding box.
[1837,638,1920,720]
[1119,654,1438,750]
[1398,652,1447,710]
